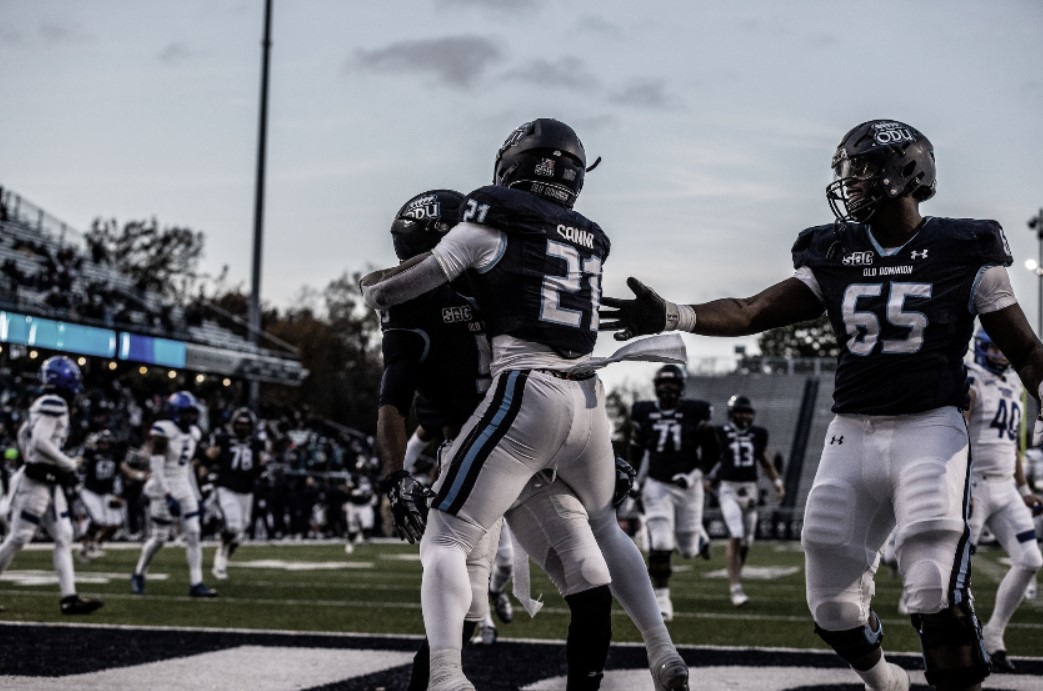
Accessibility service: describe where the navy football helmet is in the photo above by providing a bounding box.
[826,119,936,223]
[389,189,465,261]
[653,364,686,408]
[166,391,200,432]
[727,395,755,428]
[229,407,257,439]
[40,355,82,399]
[493,118,587,208]
[974,328,1009,374]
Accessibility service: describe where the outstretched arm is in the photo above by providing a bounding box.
[600,276,823,340]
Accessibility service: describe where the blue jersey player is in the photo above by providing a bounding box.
[601,119,1043,691]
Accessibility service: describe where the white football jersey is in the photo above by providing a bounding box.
[966,361,1024,477]
[18,394,72,466]
[148,419,202,489]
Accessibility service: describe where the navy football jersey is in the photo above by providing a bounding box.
[378,283,489,432]
[460,185,610,359]
[792,217,1012,414]
[82,447,119,495]
[716,423,769,483]
[209,432,265,493]
[630,399,719,482]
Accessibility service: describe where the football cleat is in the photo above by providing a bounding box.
[491,590,513,624]
[189,582,219,598]
[864,662,909,691]
[655,587,674,622]
[60,594,103,615]
[1026,576,1037,600]
[651,652,690,691]
[344,541,354,555]
[130,572,146,595]
[989,650,1016,673]
[471,621,498,646]
[76,547,93,564]
[697,535,712,561]
[212,566,228,581]
[730,584,749,608]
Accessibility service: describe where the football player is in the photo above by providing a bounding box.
[131,391,218,597]
[78,430,125,561]
[629,364,719,621]
[364,120,690,691]
[376,188,685,690]
[204,406,266,580]
[0,355,103,614]
[709,395,784,607]
[599,118,1043,691]
[963,328,1043,672]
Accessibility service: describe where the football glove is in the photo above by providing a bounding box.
[613,456,638,508]
[165,494,182,518]
[600,277,678,341]
[382,470,434,544]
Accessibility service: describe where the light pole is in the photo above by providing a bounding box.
[1029,209,1043,337]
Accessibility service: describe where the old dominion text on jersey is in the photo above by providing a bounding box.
[792,217,1011,415]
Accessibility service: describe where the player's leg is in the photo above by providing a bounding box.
[180,495,216,596]
[893,409,988,691]
[421,370,564,689]
[212,487,238,579]
[555,383,688,691]
[42,487,104,614]
[408,520,502,691]
[803,415,908,691]
[0,478,49,573]
[718,482,750,607]
[507,479,613,691]
[641,478,677,621]
[978,481,1042,671]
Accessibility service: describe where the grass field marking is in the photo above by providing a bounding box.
[0,569,171,585]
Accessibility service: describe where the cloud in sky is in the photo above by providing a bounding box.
[437,0,543,13]
[607,78,679,110]
[501,56,600,91]
[157,42,194,65]
[347,35,504,89]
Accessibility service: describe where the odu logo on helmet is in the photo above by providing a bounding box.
[402,195,440,220]
[841,250,875,266]
[871,121,915,144]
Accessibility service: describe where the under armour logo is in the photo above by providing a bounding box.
[911,249,928,260]
[830,435,844,445]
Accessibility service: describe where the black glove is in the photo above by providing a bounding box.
[165,493,182,518]
[613,456,637,508]
[382,470,435,544]
[599,277,675,341]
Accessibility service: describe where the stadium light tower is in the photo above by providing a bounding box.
[248,0,274,405]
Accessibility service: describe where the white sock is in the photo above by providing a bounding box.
[54,544,76,597]
[403,431,427,474]
[591,510,674,656]
[854,656,897,689]
[186,530,203,584]
[135,534,165,575]
[986,564,1036,646]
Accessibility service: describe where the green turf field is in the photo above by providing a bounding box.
[2,539,1040,656]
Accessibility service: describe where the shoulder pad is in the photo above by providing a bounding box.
[463,185,545,232]
[150,420,177,439]
[682,399,713,420]
[929,218,1012,266]
[32,394,68,416]
[792,223,844,270]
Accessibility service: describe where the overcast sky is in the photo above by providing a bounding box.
[3,0,1042,396]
